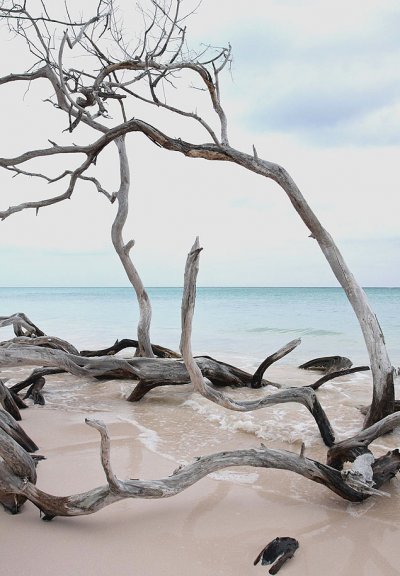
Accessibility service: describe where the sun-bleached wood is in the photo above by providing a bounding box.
[111,137,154,357]
[0,1,394,424]
[1,415,400,521]
[0,419,380,521]
[179,239,335,446]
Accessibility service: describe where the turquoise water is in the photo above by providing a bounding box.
[0,287,399,367]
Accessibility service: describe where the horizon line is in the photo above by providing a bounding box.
[0,285,399,290]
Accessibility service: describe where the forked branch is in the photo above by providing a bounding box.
[179,239,335,447]
[0,416,393,521]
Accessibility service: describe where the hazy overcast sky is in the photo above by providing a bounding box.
[0,0,399,287]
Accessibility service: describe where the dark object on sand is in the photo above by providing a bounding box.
[299,355,352,372]
[254,537,299,574]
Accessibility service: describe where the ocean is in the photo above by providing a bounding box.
[2,286,400,550]
[0,286,399,369]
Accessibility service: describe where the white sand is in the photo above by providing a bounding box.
[1,367,400,576]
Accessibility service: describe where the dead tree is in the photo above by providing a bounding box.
[1,413,400,519]
[0,340,336,445]
[0,2,154,356]
[0,1,394,424]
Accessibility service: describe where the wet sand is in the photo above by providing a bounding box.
[1,367,400,576]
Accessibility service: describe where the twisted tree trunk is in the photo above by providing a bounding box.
[1,415,400,520]
[111,136,154,358]
[268,165,394,427]
[119,123,394,427]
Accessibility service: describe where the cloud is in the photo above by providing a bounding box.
[1,0,399,288]
[207,0,400,146]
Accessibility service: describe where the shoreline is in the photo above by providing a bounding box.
[1,367,400,575]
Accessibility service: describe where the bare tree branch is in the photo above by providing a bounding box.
[1,417,395,521]
[179,238,335,447]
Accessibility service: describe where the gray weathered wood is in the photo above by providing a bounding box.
[0,417,391,521]
[0,335,79,355]
[111,136,154,358]
[179,239,335,446]
[327,412,400,469]
[0,313,45,337]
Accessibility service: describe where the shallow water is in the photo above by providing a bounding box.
[4,363,400,485]
[4,367,400,576]
[2,362,400,575]
[1,286,399,365]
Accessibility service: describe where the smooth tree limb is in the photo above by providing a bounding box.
[111,136,154,357]
[0,416,397,522]
[179,239,335,446]
[0,313,45,337]
[327,412,400,470]
[0,0,394,424]
[80,338,181,358]
[0,342,287,398]
[307,366,370,391]
[0,380,22,421]
[1,331,360,447]
[251,338,301,388]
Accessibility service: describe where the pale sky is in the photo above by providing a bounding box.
[0,0,399,287]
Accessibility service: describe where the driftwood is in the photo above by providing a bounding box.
[178,240,336,446]
[0,242,376,450]
[307,366,370,391]
[2,330,371,409]
[327,412,400,470]
[1,344,334,444]
[24,377,46,405]
[0,313,45,337]
[0,0,394,431]
[251,339,300,388]
[1,415,400,521]
[299,356,353,372]
[2,346,273,390]
[1,335,79,355]
[360,401,400,416]
[0,379,22,420]
[0,416,38,514]
[254,537,299,575]
[9,367,65,395]
[111,137,154,358]
[0,409,38,453]
[80,338,181,359]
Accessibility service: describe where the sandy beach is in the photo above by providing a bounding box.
[1,365,400,576]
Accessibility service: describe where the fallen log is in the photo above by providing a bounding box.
[179,239,336,446]
[0,341,336,445]
[0,379,22,420]
[4,347,273,392]
[307,366,370,390]
[0,335,79,355]
[80,338,180,359]
[327,412,400,470]
[0,409,38,453]
[126,354,280,402]
[0,417,394,521]
[299,356,353,372]
[0,313,45,337]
